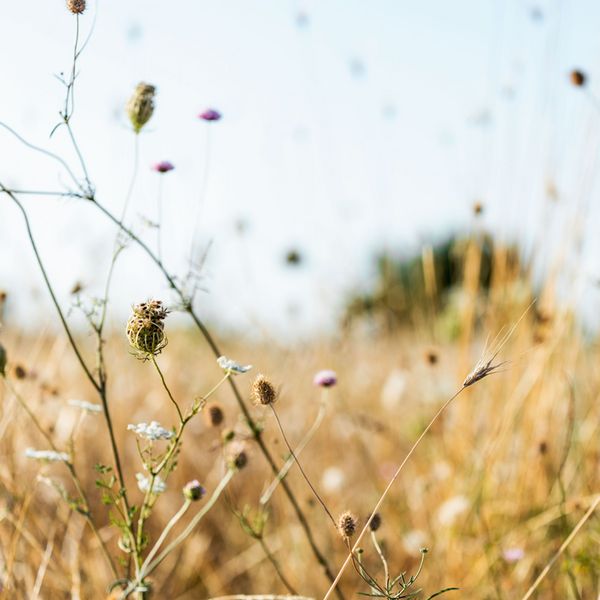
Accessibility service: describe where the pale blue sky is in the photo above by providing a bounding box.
[1,1,600,335]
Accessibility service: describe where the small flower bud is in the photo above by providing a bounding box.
[66,0,86,14]
[127,83,156,134]
[221,428,235,444]
[313,369,337,388]
[252,374,277,405]
[152,161,175,173]
[570,69,586,87]
[13,364,26,380]
[226,441,248,470]
[369,512,382,531]
[198,108,222,121]
[183,480,206,501]
[205,403,225,427]
[337,511,358,539]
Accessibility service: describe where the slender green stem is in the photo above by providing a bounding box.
[370,531,389,590]
[150,355,183,423]
[258,537,299,596]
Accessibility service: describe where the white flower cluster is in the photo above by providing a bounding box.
[68,399,102,414]
[136,473,167,494]
[217,355,252,375]
[127,421,174,441]
[25,448,69,462]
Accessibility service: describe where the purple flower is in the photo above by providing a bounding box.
[152,161,175,173]
[183,480,206,501]
[198,108,222,121]
[313,369,337,388]
[502,547,524,563]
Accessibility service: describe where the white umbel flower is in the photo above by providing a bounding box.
[25,448,69,462]
[68,399,102,414]
[127,421,174,441]
[136,473,167,494]
[217,356,252,375]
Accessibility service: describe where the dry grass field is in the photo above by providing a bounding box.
[1,240,599,599]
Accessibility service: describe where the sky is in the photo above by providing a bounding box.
[1,0,600,336]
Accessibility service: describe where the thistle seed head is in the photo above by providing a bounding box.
[337,511,358,539]
[252,374,277,406]
[126,300,168,357]
[66,0,86,14]
[127,82,156,134]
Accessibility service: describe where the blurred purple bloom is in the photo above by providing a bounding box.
[152,161,175,173]
[198,108,222,121]
[502,547,524,563]
[313,369,337,387]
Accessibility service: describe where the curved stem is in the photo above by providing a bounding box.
[150,355,183,423]
[322,388,464,600]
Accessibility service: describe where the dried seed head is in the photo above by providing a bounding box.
[126,300,168,357]
[205,403,225,427]
[337,511,358,539]
[13,364,26,380]
[226,441,248,470]
[369,512,382,531]
[182,480,206,501]
[570,69,586,87]
[66,0,86,14]
[252,374,277,406]
[127,82,156,134]
[0,344,6,377]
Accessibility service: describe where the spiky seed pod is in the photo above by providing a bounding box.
[67,0,86,14]
[338,511,358,539]
[0,344,6,377]
[252,374,277,406]
[205,403,225,427]
[369,512,382,531]
[126,300,168,357]
[226,441,248,470]
[127,82,156,134]
[570,69,586,87]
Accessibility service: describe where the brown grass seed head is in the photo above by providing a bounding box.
[67,0,86,14]
[252,374,277,405]
[338,511,358,539]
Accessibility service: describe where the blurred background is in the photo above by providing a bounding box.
[1,0,600,336]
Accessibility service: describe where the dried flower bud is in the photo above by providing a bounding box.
[205,403,225,427]
[252,374,277,406]
[127,82,156,134]
[183,480,206,501]
[66,0,86,14]
[152,161,175,173]
[221,428,235,443]
[369,512,382,531]
[570,69,586,87]
[126,300,168,357]
[226,441,248,470]
[338,511,358,539]
[0,344,6,377]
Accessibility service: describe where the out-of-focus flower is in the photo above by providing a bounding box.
[152,161,175,173]
[136,473,166,494]
[25,448,69,462]
[217,356,252,375]
[321,466,345,493]
[313,369,337,387]
[226,441,248,470]
[198,108,222,121]
[402,529,428,555]
[502,547,525,563]
[183,480,206,501]
[127,421,174,441]
[68,399,102,414]
[127,82,156,133]
[436,495,469,526]
[380,368,407,410]
[570,69,586,87]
